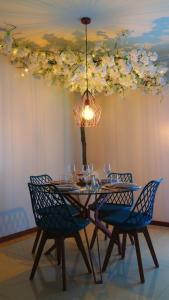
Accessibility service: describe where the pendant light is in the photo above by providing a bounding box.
[73,17,101,127]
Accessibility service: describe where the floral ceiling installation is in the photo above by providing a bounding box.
[0,27,168,96]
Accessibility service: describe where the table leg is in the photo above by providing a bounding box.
[84,227,103,284]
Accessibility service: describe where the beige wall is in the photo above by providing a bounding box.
[0,56,75,236]
[86,90,169,222]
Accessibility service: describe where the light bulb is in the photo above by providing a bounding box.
[24,67,29,72]
[21,72,25,77]
[82,105,95,121]
[12,48,18,55]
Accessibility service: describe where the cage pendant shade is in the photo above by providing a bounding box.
[73,17,101,127]
[74,90,101,127]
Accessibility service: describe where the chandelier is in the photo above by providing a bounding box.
[73,17,101,127]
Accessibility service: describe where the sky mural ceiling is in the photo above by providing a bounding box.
[0,0,168,62]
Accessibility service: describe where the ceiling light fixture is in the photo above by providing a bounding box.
[73,17,101,127]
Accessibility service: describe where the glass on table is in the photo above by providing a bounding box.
[59,175,70,184]
[66,163,76,182]
[67,163,76,174]
[109,173,120,184]
[83,175,90,189]
[88,163,94,175]
[91,174,100,190]
[103,163,112,177]
[82,164,94,175]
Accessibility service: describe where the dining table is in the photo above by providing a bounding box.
[50,180,142,284]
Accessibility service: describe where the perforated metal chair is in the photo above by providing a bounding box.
[28,183,91,291]
[30,174,52,254]
[101,179,162,283]
[30,174,80,254]
[89,172,134,249]
[105,172,134,211]
[30,174,52,185]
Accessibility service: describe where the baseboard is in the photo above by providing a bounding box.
[0,227,37,243]
[151,221,169,227]
[0,221,169,244]
[151,220,169,227]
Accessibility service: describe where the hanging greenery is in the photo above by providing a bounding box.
[0,27,168,96]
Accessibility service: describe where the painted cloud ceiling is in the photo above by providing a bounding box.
[0,0,169,60]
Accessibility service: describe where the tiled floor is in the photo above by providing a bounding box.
[0,225,169,300]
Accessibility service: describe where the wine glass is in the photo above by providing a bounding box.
[67,164,76,182]
[82,164,89,174]
[109,173,120,183]
[83,174,91,189]
[82,164,94,175]
[86,163,93,175]
[103,163,111,177]
[82,164,86,174]
[116,174,120,183]
[59,174,69,183]
[67,163,76,172]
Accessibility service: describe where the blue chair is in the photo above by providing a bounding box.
[89,172,134,249]
[30,174,52,185]
[101,179,162,283]
[30,174,80,255]
[30,174,52,254]
[28,183,91,291]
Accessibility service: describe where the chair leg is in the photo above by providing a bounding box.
[104,223,109,240]
[133,232,145,283]
[143,227,159,268]
[30,232,47,280]
[61,238,66,291]
[90,226,98,249]
[121,233,127,259]
[44,242,56,256]
[56,239,62,265]
[74,232,91,273]
[116,233,121,255]
[44,239,61,265]
[102,228,118,272]
[32,228,42,254]
[128,233,134,245]
[84,228,98,283]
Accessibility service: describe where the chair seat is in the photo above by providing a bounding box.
[39,214,90,236]
[89,202,131,215]
[37,204,80,217]
[102,210,151,230]
[68,205,80,215]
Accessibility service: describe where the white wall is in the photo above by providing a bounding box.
[0,56,75,237]
[86,90,169,222]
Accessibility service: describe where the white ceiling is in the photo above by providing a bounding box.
[0,0,169,57]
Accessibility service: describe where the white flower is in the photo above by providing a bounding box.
[118,59,132,75]
[145,64,157,75]
[3,34,13,54]
[157,66,168,75]
[102,55,115,67]
[157,77,167,86]
[0,31,168,95]
[148,51,158,62]
[130,49,139,62]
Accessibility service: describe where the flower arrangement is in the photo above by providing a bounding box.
[0,28,168,96]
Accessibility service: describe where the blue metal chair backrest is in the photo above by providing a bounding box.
[123,179,163,228]
[108,172,133,183]
[28,183,80,235]
[30,174,52,184]
[107,172,133,206]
